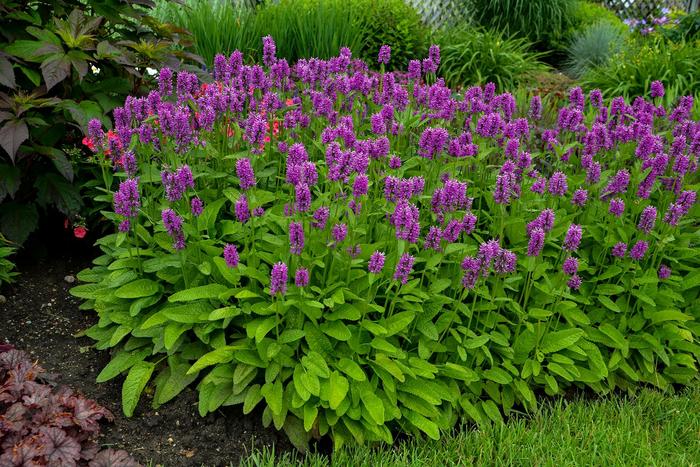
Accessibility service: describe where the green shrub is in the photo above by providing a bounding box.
[154,0,426,69]
[549,0,627,53]
[351,0,429,69]
[565,21,626,78]
[153,0,260,66]
[466,0,576,50]
[581,38,700,100]
[436,26,548,89]
[257,0,364,63]
[0,1,198,247]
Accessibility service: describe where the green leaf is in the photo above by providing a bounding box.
[303,403,318,431]
[122,362,155,417]
[403,410,440,439]
[596,284,625,295]
[599,323,628,351]
[337,358,366,381]
[540,328,585,354]
[169,283,229,302]
[187,346,238,374]
[243,384,263,414]
[328,371,349,410]
[96,349,150,383]
[360,389,384,425]
[384,311,415,336]
[155,362,199,405]
[198,197,227,233]
[264,379,284,416]
[302,351,330,378]
[115,279,160,299]
[482,367,512,384]
[648,309,693,325]
[598,296,621,313]
[320,321,352,341]
[0,202,37,244]
[164,323,190,350]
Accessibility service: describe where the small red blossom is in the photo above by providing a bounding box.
[286,98,295,107]
[82,137,95,152]
[73,226,87,239]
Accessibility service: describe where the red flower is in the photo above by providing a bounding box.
[82,136,95,151]
[73,226,87,239]
[286,98,295,107]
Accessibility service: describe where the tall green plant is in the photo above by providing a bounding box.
[436,26,548,89]
[0,233,17,285]
[466,0,577,50]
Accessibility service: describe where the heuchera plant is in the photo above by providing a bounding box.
[71,37,700,449]
[0,346,138,466]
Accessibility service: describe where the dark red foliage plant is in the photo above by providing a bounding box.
[0,347,139,466]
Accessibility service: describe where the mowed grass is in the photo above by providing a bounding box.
[240,384,700,466]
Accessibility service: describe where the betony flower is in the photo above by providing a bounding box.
[236,158,256,190]
[612,242,627,258]
[548,171,568,196]
[295,267,309,288]
[289,221,304,255]
[368,251,386,274]
[572,188,588,207]
[191,197,203,216]
[563,224,583,251]
[527,228,545,257]
[567,274,582,290]
[223,244,239,268]
[378,45,391,65]
[332,223,347,244]
[312,206,329,229]
[637,206,657,234]
[393,253,415,284]
[270,262,288,296]
[235,195,250,223]
[629,240,649,260]
[658,264,671,280]
[563,257,579,275]
[609,198,625,217]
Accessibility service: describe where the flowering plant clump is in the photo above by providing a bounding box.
[72,37,700,449]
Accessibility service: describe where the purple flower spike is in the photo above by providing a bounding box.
[393,253,415,284]
[312,206,330,229]
[612,242,627,258]
[527,228,545,257]
[637,206,657,234]
[567,274,582,290]
[270,262,288,296]
[630,240,649,261]
[563,257,579,275]
[368,251,386,273]
[289,221,304,255]
[650,80,664,98]
[236,158,256,190]
[658,264,671,280]
[223,244,239,268]
[191,197,204,217]
[235,195,250,223]
[295,267,309,288]
[378,45,391,65]
[609,198,625,217]
[332,223,347,244]
[572,188,588,207]
[114,178,141,220]
[563,224,582,252]
[548,171,568,196]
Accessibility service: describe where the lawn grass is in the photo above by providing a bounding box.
[239,384,700,466]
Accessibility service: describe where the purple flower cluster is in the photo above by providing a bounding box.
[270,262,288,296]
[393,253,415,284]
[113,178,140,232]
[162,208,185,250]
[162,165,195,202]
[236,158,256,190]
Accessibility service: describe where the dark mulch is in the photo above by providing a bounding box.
[0,230,291,466]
